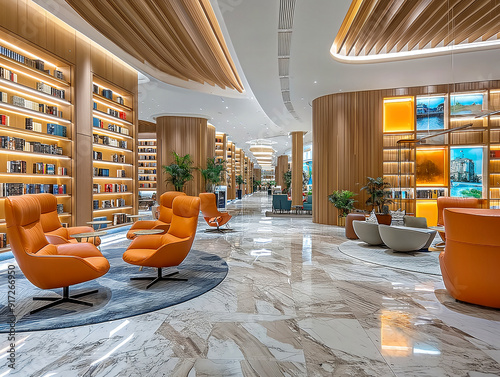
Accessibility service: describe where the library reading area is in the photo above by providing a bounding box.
[0,0,499,376]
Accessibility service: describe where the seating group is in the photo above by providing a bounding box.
[5,192,201,314]
[272,194,291,213]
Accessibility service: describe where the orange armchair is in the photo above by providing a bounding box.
[199,193,232,232]
[123,195,200,289]
[126,191,186,239]
[437,197,480,242]
[439,208,500,308]
[36,193,100,246]
[5,195,110,314]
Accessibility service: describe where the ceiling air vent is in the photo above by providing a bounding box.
[278,58,289,77]
[278,0,296,30]
[278,31,292,57]
[280,77,289,91]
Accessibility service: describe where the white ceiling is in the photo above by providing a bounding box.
[36,0,500,166]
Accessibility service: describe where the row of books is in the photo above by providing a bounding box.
[36,82,65,99]
[93,183,128,193]
[0,183,67,196]
[113,213,129,226]
[0,233,7,248]
[92,117,130,135]
[0,66,17,82]
[139,148,155,153]
[0,46,65,80]
[56,203,64,214]
[93,134,127,149]
[25,117,42,132]
[33,162,67,175]
[386,189,413,199]
[92,86,124,105]
[0,114,8,126]
[93,198,126,209]
[138,169,156,174]
[11,95,63,118]
[491,150,500,158]
[139,155,156,160]
[139,162,157,167]
[46,123,67,137]
[138,175,155,181]
[117,169,126,178]
[107,108,127,120]
[416,189,446,199]
[139,182,157,188]
[139,141,155,146]
[0,137,63,155]
[94,168,110,177]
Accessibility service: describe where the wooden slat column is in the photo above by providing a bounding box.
[276,155,289,190]
[291,131,306,206]
[156,116,208,196]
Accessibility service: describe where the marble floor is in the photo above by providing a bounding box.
[1,192,500,376]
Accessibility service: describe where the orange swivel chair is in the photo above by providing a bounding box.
[199,193,232,232]
[5,195,110,314]
[126,191,186,239]
[123,195,200,289]
[437,197,480,242]
[36,193,100,246]
[439,208,500,308]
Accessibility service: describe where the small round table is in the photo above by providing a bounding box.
[127,214,146,223]
[86,220,112,230]
[428,225,445,251]
[71,230,107,249]
[132,229,164,236]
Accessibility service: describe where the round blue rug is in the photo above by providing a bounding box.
[0,245,228,333]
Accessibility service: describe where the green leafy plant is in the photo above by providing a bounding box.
[283,170,292,193]
[360,176,393,213]
[236,174,245,189]
[162,152,195,192]
[328,190,356,217]
[200,158,226,192]
[460,188,482,198]
[253,179,261,191]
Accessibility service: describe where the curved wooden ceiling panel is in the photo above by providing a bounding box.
[65,0,243,92]
[333,0,500,61]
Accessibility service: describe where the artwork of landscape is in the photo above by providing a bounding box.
[450,147,484,198]
[416,96,445,131]
[450,93,484,116]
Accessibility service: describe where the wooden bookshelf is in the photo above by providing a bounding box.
[92,74,136,225]
[0,32,74,250]
[383,90,500,224]
[138,138,157,209]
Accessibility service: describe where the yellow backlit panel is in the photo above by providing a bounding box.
[383,97,414,133]
[416,148,448,187]
[416,200,438,227]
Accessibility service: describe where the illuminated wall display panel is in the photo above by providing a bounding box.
[450,92,487,116]
[416,148,447,187]
[416,96,445,131]
[450,147,486,199]
[383,97,414,133]
[416,201,438,227]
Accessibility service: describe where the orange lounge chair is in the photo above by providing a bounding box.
[126,191,186,239]
[123,195,200,289]
[5,195,110,314]
[437,197,480,242]
[199,193,232,232]
[440,208,500,308]
[36,193,101,246]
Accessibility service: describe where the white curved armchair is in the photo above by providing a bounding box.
[378,225,436,252]
[352,221,383,246]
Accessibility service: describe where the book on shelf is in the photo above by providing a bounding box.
[116,169,126,178]
[46,123,67,137]
[7,160,27,173]
[93,151,103,160]
[93,167,110,177]
[0,114,9,126]
[0,183,66,196]
[101,89,113,100]
[416,189,446,199]
[93,183,101,193]
[25,118,42,132]
[56,203,64,214]
[0,91,7,102]
[93,199,99,210]
[0,232,8,248]
[36,82,65,99]
[116,96,124,105]
[0,66,17,82]
[113,213,129,226]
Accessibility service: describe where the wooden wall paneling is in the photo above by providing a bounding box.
[291,131,305,205]
[156,116,208,196]
[276,155,289,190]
[207,124,216,161]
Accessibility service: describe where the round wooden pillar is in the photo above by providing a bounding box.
[291,131,306,206]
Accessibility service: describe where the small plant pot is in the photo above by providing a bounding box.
[237,189,242,199]
[337,216,346,227]
[375,214,392,225]
[267,189,272,196]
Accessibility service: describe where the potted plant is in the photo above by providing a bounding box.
[236,175,244,199]
[253,179,261,192]
[360,176,393,225]
[283,170,292,195]
[328,190,356,227]
[162,152,195,192]
[200,158,226,192]
[267,180,275,196]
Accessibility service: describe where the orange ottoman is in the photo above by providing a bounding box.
[440,208,500,308]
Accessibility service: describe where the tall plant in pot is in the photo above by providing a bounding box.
[162,152,195,192]
[200,158,226,192]
[360,176,393,225]
[328,190,356,226]
[236,175,245,199]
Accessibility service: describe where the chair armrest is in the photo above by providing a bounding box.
[67,226,94,236]
[128,234,164,250]
[45,234,70,245]
[152,223,170,233]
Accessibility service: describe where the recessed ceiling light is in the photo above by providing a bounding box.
[314,81,317,84]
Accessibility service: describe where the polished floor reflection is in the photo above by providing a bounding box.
[2,193,500,376]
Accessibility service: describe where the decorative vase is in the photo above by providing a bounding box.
[337,216,346,227]
[375,214,392,225]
